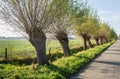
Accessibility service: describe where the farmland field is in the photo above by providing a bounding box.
[0,38,86,61]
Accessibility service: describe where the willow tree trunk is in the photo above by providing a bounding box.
[87,40,93,48]
[95,38,99,46]
[56,33,70,57]
[82,34,87,50]
[28,28,48,65]
[104,37,108,43]
[87,36,93,48]
[100,36,103,45]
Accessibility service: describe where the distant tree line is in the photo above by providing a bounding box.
[0,0,117,65]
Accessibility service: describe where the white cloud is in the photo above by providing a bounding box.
[111,15,120,21]
[99,10,112,15]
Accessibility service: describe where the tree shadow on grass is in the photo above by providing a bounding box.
[47,63,73,78]
[48,46,83,62]
[0,57,37,66]
[0,46,84,65]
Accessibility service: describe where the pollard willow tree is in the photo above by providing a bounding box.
[99,23,111,45]
[90,15,100,46]
[0,0,57,65]
[48,0,83,57]
[92,23,100,46]
[47,0,71,57]
[99,23,117,44]
[71,2,89,50]
[109,28,117,40]
[84,15,99,48]
[74,7,96,50]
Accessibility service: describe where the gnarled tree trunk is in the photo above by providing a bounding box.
[82,34,87,50]
[28,27,48,65]
[56,33,70,57]
[95,38,100,46]
[87,35,93,48]
[100,36,103,45]
[104,37,108,43]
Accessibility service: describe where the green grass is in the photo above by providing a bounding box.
[0,42,112,79]
[0,39,35,60]
[0,39,82,52]
[0,39,34,52]
[0,39,83,61]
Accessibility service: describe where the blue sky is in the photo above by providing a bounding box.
[0,0,120,37]
[87,0,120,35]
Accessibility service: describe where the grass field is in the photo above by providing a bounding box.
[0,38,85,61]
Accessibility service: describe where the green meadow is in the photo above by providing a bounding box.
[0,38,85,61]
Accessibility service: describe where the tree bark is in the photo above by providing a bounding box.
[104,37,108,43]
[82,34,87,50]
[56,33,70,57]
[87,39,93,48]
[87,35,93,48]
[28,27,48,65]
[95,38,100,46]
[100,36,103,45]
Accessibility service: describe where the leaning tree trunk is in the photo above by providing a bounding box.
[87,39,93,48]
[56,33,70,57]
[102,37,106,44]
[95,38,100,46]
[28,28,48,65]
[99,36,103,45]
[87,35,93,48]
[104,37,108,43]
[82,34,87,50]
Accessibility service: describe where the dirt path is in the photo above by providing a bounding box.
[70,40,120,79]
